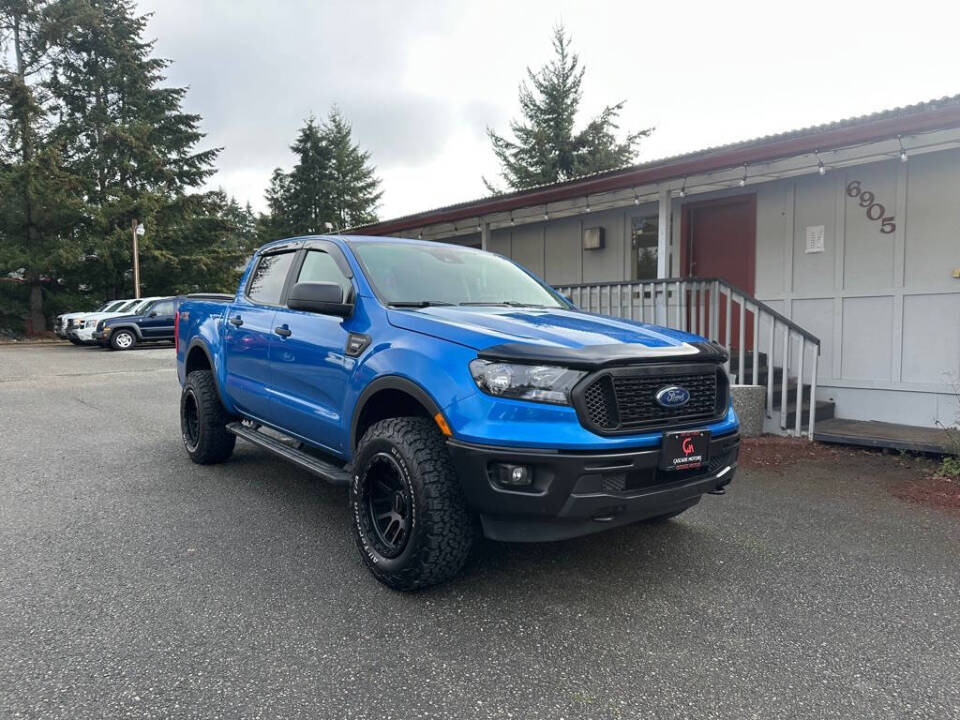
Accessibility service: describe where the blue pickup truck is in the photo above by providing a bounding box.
[176,236,739,590]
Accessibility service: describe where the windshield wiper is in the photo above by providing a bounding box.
[459,301,552,308]
[387,300,455,308]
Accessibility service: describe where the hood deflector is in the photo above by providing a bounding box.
[476,341,728,370]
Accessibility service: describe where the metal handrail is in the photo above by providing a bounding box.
[558,277,821,346]
[555,276,822,439]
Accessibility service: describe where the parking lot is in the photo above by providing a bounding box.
[1,344,958,719]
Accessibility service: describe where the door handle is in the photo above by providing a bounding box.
[274,325,292,338]
[229,315,243,327]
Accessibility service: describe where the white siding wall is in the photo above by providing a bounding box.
[749,150,960,428]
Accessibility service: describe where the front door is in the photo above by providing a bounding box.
[681,195,756,351]
[139,298,176,339]
[268,245,357,456]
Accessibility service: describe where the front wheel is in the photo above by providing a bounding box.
[109,329,137,351]
[350,417,477,591]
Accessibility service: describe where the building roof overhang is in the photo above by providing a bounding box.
[349,95,960,236]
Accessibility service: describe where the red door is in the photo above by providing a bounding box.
[680,195,756,352]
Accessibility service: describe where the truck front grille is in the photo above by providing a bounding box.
[575,363,727,435]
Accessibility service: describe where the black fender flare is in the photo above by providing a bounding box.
[184,338,227,407]
[350,375,443,451]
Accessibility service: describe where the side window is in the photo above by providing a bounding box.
[151,300,175,316]
[246,251,296,305]
[297,250,351,298]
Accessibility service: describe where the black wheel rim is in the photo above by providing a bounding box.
[182,389,199,451]
[363,453,412,558]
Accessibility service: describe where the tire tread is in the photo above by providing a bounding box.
[354,417,476,590]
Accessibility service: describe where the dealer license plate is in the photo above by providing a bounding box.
[660,430,710,471]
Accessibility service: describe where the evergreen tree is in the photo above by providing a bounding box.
[285,116,332,234]
[48,0,220,299]
[0,0,84,331]
[259,109,382,241]
[485,25,651,192]
[323,108,382,229]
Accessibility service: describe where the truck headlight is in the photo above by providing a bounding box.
[468,359,585,406]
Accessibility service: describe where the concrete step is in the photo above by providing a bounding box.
[778,399,836,429]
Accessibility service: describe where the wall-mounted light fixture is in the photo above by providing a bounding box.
[897,135,908,163]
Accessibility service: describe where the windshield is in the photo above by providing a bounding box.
[129,299,154,313]
[350,242,565,308]
[101,301,123,312]
[116,300,139,312]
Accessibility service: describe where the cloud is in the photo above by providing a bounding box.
[137,0,960,219]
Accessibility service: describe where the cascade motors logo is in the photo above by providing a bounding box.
[655,385,690,409]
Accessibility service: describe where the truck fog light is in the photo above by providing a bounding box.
[493,463,533,487]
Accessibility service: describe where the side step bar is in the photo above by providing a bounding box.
[226,422,352,485]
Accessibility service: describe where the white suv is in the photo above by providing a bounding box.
[71,297,161,345]
[58,300,131,342]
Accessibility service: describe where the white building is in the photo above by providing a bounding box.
[353,97,960,450]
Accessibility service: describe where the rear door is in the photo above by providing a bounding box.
[222,246,299,422]
[267,242,357,454]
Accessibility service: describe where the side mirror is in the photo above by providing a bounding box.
[287,282,352,318]
[148,311,158,317]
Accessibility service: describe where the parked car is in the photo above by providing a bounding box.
[57,300,129,342]
[99,296,179,350]
[69,298,156,345]
[176,236,740,590]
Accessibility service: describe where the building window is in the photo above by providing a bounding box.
[631,216,658,279]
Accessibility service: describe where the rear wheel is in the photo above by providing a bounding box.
[110,329,136,351]
[350,417,477,591]
[180,370,236,464]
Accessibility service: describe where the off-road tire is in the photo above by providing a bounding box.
[351,417,477,591]
[109,328,137,351]
[180,370,236,464]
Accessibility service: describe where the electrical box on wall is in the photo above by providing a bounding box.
[583,226,605,250]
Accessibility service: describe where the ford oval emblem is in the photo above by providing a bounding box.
[655,385,690,409]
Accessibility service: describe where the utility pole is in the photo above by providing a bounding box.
[131,219,143,298]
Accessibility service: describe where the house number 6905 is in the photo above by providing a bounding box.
[846,180,896,234]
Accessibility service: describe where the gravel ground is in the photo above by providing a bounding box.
[1,344,958,719]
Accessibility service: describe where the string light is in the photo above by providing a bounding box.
[584,197,591,213]
[543,210,549,220]
[417,231,423,239]
[897,134,908,162]
[678,177,687,198]
[739,164,748,187]
[509,212,515,226]
[815,151,826,175]
[633,189,640,205]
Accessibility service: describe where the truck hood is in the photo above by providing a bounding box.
[387,306,718,367]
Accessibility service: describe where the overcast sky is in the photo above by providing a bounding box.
[137,0,959,221]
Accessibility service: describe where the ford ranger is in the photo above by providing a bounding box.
[176,236,739,590]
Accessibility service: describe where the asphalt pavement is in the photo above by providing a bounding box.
[1,344,958,719]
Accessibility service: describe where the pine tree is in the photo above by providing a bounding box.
[485,25,651,192]
[48,0,220,299]
[323,108,382,229]
[259,110,382,240]
[284,116,332,234]
[0,0,84,332]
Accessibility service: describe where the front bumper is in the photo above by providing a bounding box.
[447,431,739,542]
